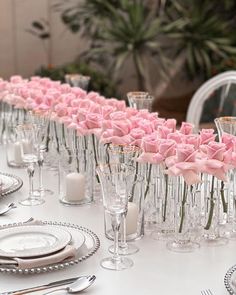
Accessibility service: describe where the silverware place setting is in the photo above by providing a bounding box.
[201,289,213,295]
[0,203,17,215]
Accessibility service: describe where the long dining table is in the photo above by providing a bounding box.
[0,145,234,295]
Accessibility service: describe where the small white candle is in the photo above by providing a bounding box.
[65,172,86,201]
[126,202,139,235]
[22,139,32,154]
[13,142,23,164]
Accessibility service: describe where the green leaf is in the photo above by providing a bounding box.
[32,21,44,31]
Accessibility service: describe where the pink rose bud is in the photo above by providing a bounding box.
[179,122,194,135]
[85,113,102,129]
[185,134,200,149]
[164,119,177,132]
[141,135,159,153]
[158,126,172,139]
[110,111,127,121]
[205,142,226,161]
[176,144,196,162]
[199,129,216,144]
[167,132,184,144]
[112,120,132,136]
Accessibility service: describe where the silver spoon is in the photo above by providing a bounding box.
[43,275,96,294]
[0,203,17,215]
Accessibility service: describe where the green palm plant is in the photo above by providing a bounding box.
[57,0,169,90]
[165,0,236,78]
[56,0,236,98]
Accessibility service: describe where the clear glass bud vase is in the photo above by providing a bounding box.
[202,174,228,246]
[167,176,200,252]
[151,165,175,240]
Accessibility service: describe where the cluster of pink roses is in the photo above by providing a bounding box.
[1,75,236,186]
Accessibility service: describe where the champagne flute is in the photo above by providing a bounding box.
[16,123,45,206]
[97,163,134,270]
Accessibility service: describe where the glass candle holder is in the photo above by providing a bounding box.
[59,148,93,205]
[65,74,91,91]
[127,91,153,112]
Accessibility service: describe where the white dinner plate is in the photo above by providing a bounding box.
[0,225,72,258]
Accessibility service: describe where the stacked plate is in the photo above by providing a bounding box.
[0,221,100,274]
[0,172,23,196]
[225,265,236,294]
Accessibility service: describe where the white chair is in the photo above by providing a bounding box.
[186,71,236,132]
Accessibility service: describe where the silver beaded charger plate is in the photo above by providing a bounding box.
[224,264,236,294]
[0,172,23,197]
[0,221,100,274]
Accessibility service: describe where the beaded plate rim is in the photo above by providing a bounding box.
[0,221,100,274]
[224,264,236,294]
[0,172,23,197]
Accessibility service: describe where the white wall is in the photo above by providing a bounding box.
[0,0,83,79]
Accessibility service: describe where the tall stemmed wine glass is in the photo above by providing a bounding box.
[28,111,54,197]
[215,116,236,238]
[97,163,134,270]
[107,144,140,255]
[16,123,45,206]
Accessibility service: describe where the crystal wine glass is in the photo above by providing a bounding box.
[97,163,134,270]
[127,91,153,112]
[16,123,45,206]
[28,111,54,197]
[107,144,140,255]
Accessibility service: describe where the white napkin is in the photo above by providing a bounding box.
[0,220,76,269]
[0,245,76,269]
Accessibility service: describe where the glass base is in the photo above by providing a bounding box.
[33,188,54,197]
[166,240,200,253]
[151,228,175,241]
[202,235,228,246]
[19,197,45,206]
[59,197,93,206]
[109,243,139,255]
[100,256,133,271]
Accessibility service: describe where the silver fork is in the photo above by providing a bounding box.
[201,289,213,295]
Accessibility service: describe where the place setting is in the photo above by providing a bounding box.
[0,172,23,198]
[0,219,100,274]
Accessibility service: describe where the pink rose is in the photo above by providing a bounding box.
[137,119,154,134]
[76,109,87,122]
[85,113,102,129]
[129,128,146,147]
[204,142,226,161]
[199,129,216,144]
[222,133,236,151]
[141,135,159,153]
[184,134,200,149]
[164,119,177,132]
[166,144,201,185]
[200,142,232,180]
[167,132,184,144]
[110,111,127,121]
[102,106,115,119]
[112,120,132,136]
[153,139,176,164]
[158,126,172,139]
[179,122,194,135]
[54,103,68,117]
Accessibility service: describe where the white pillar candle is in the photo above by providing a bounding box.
[65,172,86,201]
[126,202,139,236]
[13,142,23,164]
[22,139,32,154]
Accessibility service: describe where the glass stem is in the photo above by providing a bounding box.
[111,214,121,261]
[27,163,35,199]
[38,150,44,192]
[120,213,128,249]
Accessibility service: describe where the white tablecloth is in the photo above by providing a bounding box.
[0,146,232,295]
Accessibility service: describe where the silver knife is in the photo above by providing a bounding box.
[1,276,80,295]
